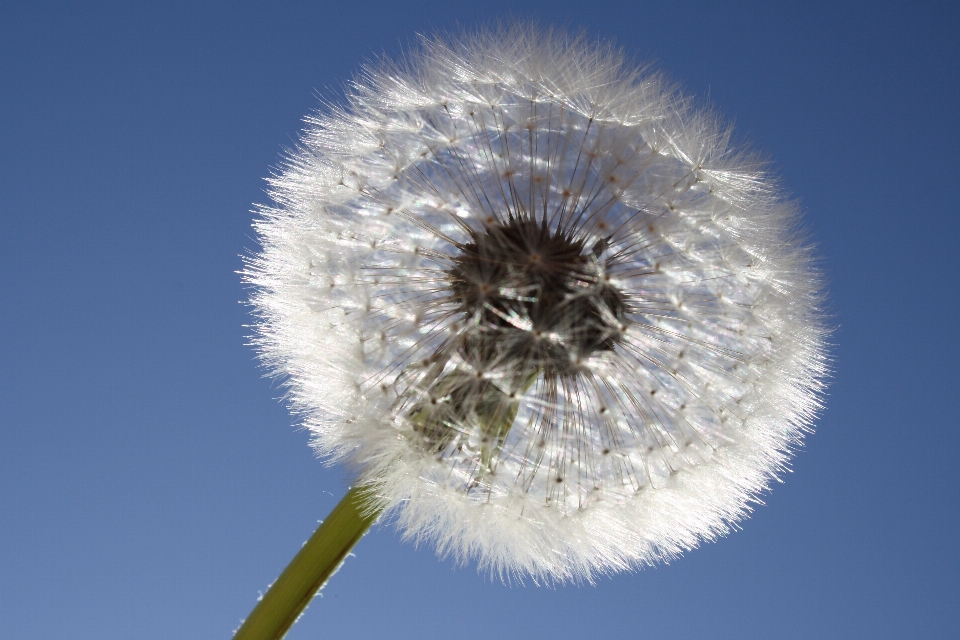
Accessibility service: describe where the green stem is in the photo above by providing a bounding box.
[233,485,380,640]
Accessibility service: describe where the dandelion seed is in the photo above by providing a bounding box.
[245,25,828,585]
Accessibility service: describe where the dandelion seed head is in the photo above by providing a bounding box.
[246,25,828,582]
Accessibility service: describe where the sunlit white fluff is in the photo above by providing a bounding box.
[246,25,828,582]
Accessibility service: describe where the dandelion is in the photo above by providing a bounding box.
[236,25,827,638]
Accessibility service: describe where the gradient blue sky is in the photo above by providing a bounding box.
[2,2,958,638]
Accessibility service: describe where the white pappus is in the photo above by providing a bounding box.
[245,25,829,582]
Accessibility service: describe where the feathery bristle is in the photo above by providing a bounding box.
[245,25,829,582]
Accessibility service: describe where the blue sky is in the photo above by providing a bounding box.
[1,1,958,638]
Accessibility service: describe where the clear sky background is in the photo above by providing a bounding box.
[1,1,958,638]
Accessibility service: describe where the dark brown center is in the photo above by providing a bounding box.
[448,218,627,376]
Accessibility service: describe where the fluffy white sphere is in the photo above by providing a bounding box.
[246,26,828,582]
